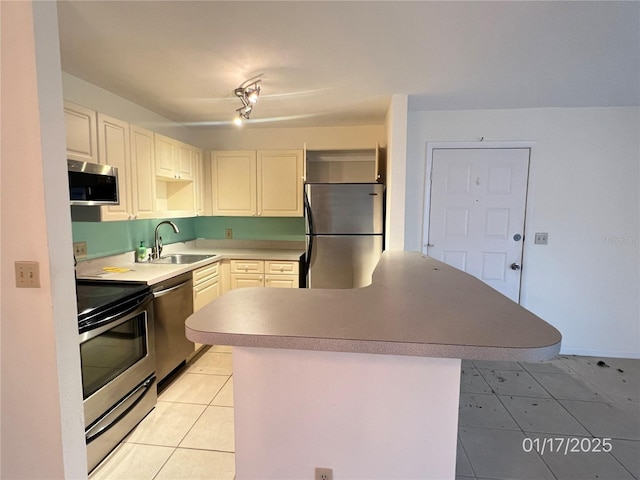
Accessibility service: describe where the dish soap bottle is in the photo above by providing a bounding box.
[136,241,147,262]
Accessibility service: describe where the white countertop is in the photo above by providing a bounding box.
[186,251,562,362]
[76,239,304,285]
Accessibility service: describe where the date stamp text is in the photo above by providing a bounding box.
[523,437,612,455]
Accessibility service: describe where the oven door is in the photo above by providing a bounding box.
[80,294,156,430]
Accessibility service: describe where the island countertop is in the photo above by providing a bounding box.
[186,251,562,362]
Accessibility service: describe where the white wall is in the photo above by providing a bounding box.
[384,95,408,251]
[1,2,86,478]
[63,72,386,155]
[63,73,202,147]
[406,107,640,358]
[194,124,386,151]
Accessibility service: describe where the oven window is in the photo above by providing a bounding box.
[80,311,147,399]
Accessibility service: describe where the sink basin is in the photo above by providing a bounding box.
[151,253,215,265]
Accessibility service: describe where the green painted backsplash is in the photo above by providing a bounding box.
[72,216,305,259]
[195,216,304,242]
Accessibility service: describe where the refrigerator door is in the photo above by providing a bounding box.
[305,183,384,235]
[307,234,383,289]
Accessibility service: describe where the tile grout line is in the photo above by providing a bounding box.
[150,446,178,480]
[473,363,559,480]
[532,358,640,480]
[492,360,639,480]
[151,352,235,480]
[456,433,478,480]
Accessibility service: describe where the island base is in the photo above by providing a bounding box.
[233,347,462,480]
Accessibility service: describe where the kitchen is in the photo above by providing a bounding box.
[2,1,639,480]
[67,83,388,472]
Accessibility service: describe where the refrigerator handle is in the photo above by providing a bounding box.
[303,189,315,284]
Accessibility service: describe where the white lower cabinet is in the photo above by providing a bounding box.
[264,260,299,288]
[264,274,299,288]
[193,262,221,310]
[192,262,221,355]
[230,259,265,289]
[229,259,299,290]
[230,273,265,290]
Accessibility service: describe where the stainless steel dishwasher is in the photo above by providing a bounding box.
[152,272,194,382]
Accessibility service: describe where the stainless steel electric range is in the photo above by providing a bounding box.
[76,280,157,473]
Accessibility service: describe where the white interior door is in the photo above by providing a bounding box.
[426,148,530,302]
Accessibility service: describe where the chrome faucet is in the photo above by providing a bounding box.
[152,220,180,259]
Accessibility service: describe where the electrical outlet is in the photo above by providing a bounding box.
[225,228,233,239]
[315,467,333,480]
[534,232,549,245]
[74,241,88,259]
[15,261,41,288]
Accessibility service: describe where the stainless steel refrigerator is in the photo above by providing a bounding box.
[304,182,385,288]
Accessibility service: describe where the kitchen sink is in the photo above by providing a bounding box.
[151,253,215,265]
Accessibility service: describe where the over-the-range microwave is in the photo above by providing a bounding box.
[68,160,119,205]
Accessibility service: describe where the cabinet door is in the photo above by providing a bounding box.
[265,260,299,275]
[130,125,156,219]
[194,148,207,215]
[257,150,303,217]
[154,134,177,179]
[230,259,264,274]
[194,276,221,311]
[265,274,299,288]
[193,262,219,284]
[211,151,257,216]
[97,113,132,221]
[230,273,264,289]
[64,101,97,163]
[176,142,194,180]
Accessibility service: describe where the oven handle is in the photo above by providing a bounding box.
[79,295,153,342]
[85,375,156,444]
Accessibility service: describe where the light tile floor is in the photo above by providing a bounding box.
[458,355,639,480]
[89,346,235,480]
[91,351,639,480]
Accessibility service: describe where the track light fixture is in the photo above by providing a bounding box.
[234,78,261,124]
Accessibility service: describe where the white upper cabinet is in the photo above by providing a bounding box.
[211,149,303,217]
[65,100,204,221]
[97,113,133,221]
[129,125,156,219]
[258,150,304,217]
[193,148,209,216]
[64,100,97,163]
[155,134,194,181]
[176,141,195,180]
[211,150,257,216]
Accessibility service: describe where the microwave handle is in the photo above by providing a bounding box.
[85,376,156,444]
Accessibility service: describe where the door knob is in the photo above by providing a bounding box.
[510,263,521,271]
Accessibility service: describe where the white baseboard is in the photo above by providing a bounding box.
[560,346,640,360]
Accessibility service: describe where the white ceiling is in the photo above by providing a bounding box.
[56,1,639,129]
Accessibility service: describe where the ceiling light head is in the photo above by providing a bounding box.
[233,78,262,123]
[234,103,253,126]
[246,84,260,104]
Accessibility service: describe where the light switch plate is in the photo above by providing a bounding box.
[534,232,549,245]
[15,261,41,288]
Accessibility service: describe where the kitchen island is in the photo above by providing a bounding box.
[186,251,562,479]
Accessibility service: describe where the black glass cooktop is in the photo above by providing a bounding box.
[76,280,151,327]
